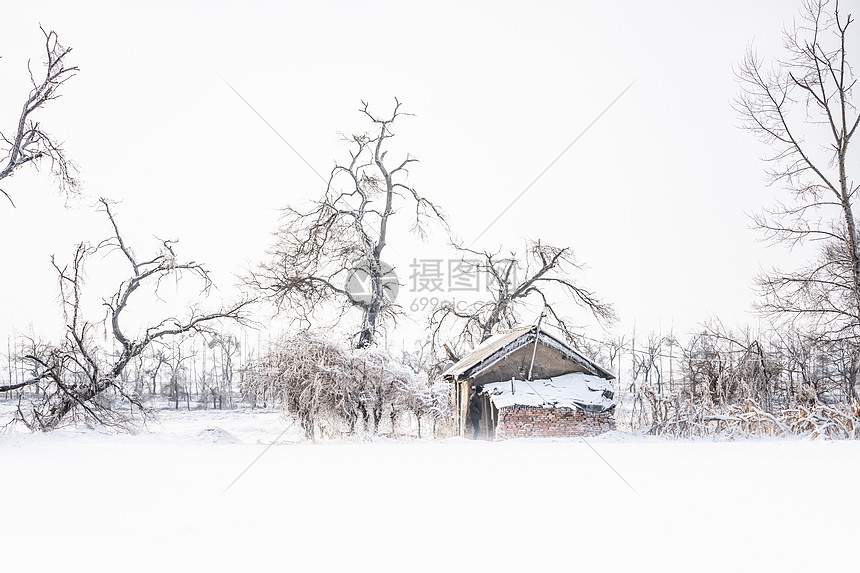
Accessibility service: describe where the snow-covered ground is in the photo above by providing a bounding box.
[1,403,857,572]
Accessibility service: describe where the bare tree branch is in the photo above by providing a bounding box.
[430,239,615,354]
[0,26,79,206]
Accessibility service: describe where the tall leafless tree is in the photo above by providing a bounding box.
[204,333,240,409]
[736,1,859,345]
[250,99,445,348]
[632,332,666,395]
[0,26,79,206]
[0,199,251,430]
[429,240,615,353]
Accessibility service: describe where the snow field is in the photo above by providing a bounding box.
[0,406,857,572]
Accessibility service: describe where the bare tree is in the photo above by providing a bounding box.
[160,340,196,411]
[144,347,169,396]
[429,240,615,353]
[632,332,666,394]
[0,26,79,206]
[735,0,860,344]
[204,333,240,409]
[1,199,250,430]
[250,99,445,348]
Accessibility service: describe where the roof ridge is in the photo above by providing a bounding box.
[496,325,534,334]
[441,325,615,380]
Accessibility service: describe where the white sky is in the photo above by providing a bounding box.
[0,0,813,348]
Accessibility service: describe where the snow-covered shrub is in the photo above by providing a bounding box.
[633,386,860,439]
[679,327,783,410]
[677,324,860,411]
[242,332,450,440]
[392,378,451,438]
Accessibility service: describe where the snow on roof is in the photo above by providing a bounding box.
[442,326,533,379]
[441,326,615,380]
[483,372,615,413]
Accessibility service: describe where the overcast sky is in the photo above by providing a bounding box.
[0,0,812,348]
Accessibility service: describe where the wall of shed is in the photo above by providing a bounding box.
[470,341,593,388]
[495,405,615,438]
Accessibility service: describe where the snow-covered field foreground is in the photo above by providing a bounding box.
[1,406,857,572]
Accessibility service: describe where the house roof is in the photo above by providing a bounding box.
[441,325,615,381]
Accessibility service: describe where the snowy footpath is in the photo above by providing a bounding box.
[1,405,857,572]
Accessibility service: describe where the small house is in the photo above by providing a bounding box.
[441,325,616,439]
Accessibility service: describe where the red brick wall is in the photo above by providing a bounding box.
[496,405,615,438]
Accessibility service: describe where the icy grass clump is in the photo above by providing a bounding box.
[196,427,239,444]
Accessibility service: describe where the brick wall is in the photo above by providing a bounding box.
[496,405,615,438]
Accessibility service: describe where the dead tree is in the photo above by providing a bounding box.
[632,333,666,395]
[205,333,240,409]
[430,240,615,353]
[0,26,79,206]
[144,348,169,396]
[736,1,860,347]
[250,99,445,348]
[161,341,196,411]
[1,198,250,430]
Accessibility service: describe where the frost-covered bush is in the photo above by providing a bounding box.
[242,332,450,440]
[632,386,860,439]
[678,324,859,410]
